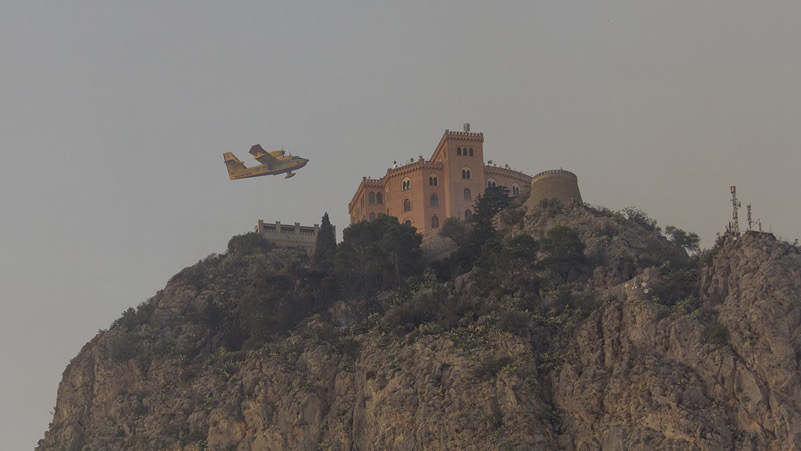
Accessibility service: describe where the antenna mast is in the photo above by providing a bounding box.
[729,186,741,236]
[747,204,752,231]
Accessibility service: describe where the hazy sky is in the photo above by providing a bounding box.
[3,2,801,448]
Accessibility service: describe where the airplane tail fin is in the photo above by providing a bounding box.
[223,152,247,179]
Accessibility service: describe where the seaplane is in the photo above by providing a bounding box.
[223,145,309,180]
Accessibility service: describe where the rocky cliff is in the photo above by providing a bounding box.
[38,202,801,450]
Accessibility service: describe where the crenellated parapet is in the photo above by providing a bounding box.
[531,169,578,182]
[361,177,383,186]
[443,130,484,142]
[385,160,444,179]
[254,220,333,255]
[484,165,531,183]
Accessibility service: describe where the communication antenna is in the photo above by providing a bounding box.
[729,186,741,236]
[747,204,752,231]
[463,123,470,132]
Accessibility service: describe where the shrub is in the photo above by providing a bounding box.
[109,332,140,361]
[384,288,450,332]
[497,310,531,336]
[110,307,138,332]
[649,269,698,307]
[539,198,563,214]
[672,296,701,316]
[703,321,729,345]
[474,355,513,381]
[227,232,273,255]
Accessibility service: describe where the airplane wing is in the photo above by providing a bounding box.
[249,144,278,166]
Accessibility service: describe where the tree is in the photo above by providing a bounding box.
[500,234,539,275]
[621,206,658,232]
[334,215,423,293]
[664,225,700,254]
[473,185,512,220]
[539,225,585,282]
[440,217,467,246]
[454,186,512,270]
[475,234,540,293]
[312,212,336,272]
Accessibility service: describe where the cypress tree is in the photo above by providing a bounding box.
[312,212,336,272]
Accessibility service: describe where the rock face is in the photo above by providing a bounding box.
[38,206,801,450]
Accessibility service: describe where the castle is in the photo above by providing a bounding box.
[253,220,334,255]
[348,128,581,235]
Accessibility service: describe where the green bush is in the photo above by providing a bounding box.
[109,332,141,361]
[474,355,513,381]
[539,198,563,215]
[703,321,729,345]
[497,310,531,336]
[110,307,138,332]
[648,269,698,307]
[227,232,273,256]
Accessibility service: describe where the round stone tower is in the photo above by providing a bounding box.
[524,169,582,209]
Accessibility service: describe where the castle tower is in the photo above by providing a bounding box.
[429,130,486,219]
[524,169,582,209]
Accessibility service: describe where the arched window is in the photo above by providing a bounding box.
[461,167,471,179]
[469,147,474,156]
[369,212,376,221]
[403,198,411,212]
[430,194,439,206]
[487,178,497,189]
[404,219,413,227]
[376,192,383,204]
[429,175,438,186]
[402,178,411,191]
[464,209,473,219]
[464,188,472,200]
[457,147,462,156]
[368,192,375,204]
[431,216,440,229]
[512,183,520,196]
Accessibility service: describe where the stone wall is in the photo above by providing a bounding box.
[524,169,582,209]
[254,220,333,255]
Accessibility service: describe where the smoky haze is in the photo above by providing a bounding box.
[2,2,800,449]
